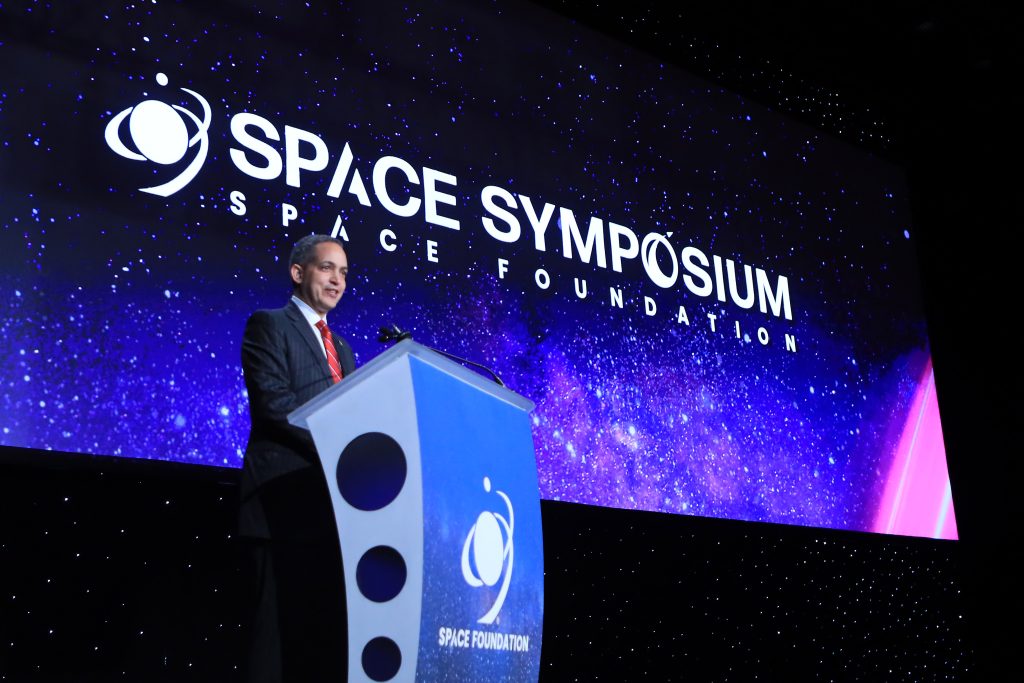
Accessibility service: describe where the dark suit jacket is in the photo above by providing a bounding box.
[239,300,356,539]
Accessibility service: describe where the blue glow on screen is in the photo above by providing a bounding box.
[0,0,950,535]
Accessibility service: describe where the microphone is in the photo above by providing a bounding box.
[377,323,412,344]
[377,323,505,387]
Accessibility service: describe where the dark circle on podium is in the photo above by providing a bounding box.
[362,636,402,681]
[336,432,406,511]
[357,546,407,602]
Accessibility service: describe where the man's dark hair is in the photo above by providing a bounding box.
[289,234,345,286]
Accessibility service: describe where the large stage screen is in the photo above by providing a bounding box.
[0,0,956,539]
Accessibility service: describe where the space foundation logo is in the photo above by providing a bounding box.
[103,72,212,196]
[437,476,532,654]
[461,476,515,625]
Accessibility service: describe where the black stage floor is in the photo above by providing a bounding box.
[2,450,973,682]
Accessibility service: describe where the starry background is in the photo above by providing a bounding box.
[0,0,943,536]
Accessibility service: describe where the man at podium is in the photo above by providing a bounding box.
[238,233,356,682]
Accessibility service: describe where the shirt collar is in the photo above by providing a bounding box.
[291,295,325,327]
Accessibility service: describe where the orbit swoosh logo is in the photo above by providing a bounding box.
[461,476,515,624]
[103,72,212,197]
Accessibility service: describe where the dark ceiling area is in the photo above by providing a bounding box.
[538,2,1020,160]
[537,1,1023,676]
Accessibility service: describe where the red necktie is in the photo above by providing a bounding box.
[316,320,344,383]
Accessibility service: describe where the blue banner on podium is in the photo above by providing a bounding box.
[414,357,544,680]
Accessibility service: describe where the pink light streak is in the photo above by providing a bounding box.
[873,359,958,540]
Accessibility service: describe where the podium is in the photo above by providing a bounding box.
[289,339,544,683]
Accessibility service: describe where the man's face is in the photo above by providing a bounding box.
[291,241,348,316]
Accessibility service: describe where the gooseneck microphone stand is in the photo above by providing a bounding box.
[377,324,505,387]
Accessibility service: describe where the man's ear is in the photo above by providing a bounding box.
[290,263,303,285]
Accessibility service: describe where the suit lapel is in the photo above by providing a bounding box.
[285,301,331,376]
[332,335,349,376]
